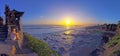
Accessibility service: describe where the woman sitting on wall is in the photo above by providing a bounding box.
[9,28,20,56]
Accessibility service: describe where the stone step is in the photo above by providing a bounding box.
[0,30,7,32]
[0,28,7,29]
[0,26,7,33]
[0,42,11,55]
[0,26,6,28]
[0,32,7,34]
[0,35,7,37]
[0,34,7,36]
[0,31,7,41]
[0,29,7,30]
[0,35,7,38]
[0,26,7,28]
[0,25,6,27]
[0,27,7,29]
[0,31,7,32]
[0,38,6,41]
[0,33,7,35]
[0,34,7,37]
[0,30,6,31]
[16,48,33,54]
[0,36,7,38]
[0,28,6,30]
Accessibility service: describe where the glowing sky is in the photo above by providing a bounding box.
[0,0,120,25]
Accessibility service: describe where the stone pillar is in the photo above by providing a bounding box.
[18,17,23,49]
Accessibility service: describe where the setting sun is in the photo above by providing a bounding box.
[66,19,70,25]
[61,17,75,26]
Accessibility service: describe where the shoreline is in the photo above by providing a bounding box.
[24,26,104,56]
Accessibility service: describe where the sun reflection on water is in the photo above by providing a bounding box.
[64,30,71,35]
[66,25,70,29]
[63,25,74,45]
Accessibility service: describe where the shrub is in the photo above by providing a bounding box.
[112,50,120,56]
[24,33,58,56]
[107,35,120,47]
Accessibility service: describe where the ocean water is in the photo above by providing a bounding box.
[23,25,81,38]
[23,25,102,56]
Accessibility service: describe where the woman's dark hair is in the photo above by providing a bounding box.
[11,27,18,33]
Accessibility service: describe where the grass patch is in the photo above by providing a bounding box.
[107,35,120,48]
[112,50,120,56]
[24,33,58,56]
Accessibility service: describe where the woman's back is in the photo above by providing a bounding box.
[10,32,16,41]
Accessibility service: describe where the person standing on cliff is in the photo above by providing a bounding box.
[9,28,21,56]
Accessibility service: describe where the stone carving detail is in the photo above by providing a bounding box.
[5,5,24,28]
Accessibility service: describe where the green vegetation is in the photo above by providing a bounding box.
[112,50,120,56]
[24,33,58,56]
[107,35,120,48]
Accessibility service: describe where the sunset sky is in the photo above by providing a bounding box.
[0,0,120,25]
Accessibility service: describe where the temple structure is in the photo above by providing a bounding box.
[0,5,38,56]
[0,5,24,47]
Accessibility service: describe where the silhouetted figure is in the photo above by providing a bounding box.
[9,28,21,56]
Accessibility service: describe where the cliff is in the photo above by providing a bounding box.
[100,21,120,56]
[102,35,120,56]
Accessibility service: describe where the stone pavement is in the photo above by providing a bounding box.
[0,41,37,56]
